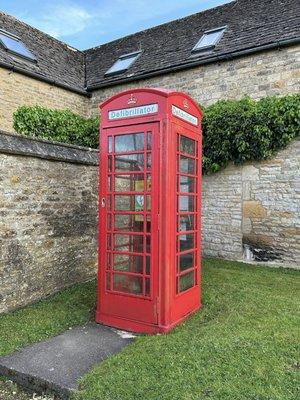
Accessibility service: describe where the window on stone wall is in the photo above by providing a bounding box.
[0,29,36,61]
[192,26,227,53]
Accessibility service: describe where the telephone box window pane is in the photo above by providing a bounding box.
[180,137,195,155]
[115,195,130,211]
[114,214,144,232]
[115,195,144,211]
[136,195,145,211]
[179,234,194,252]
[115,154,144,171]
[179,176,195,193]
[147,132,152,150]
[107,235,112,250]
[146,196,151,211]
[180,156,195,174]
[146,235,151,254]
[113,274,143,295]
[145,278,150,296]
[179,196,195,212]
[146,215,151,232]
[106,273,111,290]
[115,133,144,152]
[108,156,112,172]
[147,153,151,170]
[108,137,113,153]
[115,174,144,192]
[107,214,111,230]
[180,252,194,272]
[146,256,150,275]
[179,215,195,232]
[107,252,111,269]
[179,272,194,292]
[108,176,112,191]
[114,234,143,253]
[146,174,151,192]
[114,254,143,273]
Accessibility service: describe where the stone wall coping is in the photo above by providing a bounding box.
[0,130,99,165]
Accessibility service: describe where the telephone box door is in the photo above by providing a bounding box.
[98,123,159,326]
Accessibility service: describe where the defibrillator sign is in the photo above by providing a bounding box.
[109,104,158,120]
[172,105,198,126]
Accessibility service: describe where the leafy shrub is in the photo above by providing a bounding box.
[202,94,300,174]
[13,94,299,173]
[13,106,99,148]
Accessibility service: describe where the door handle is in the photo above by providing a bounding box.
[101,197,106,208]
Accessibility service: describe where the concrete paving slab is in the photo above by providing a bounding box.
[0,323,135,399]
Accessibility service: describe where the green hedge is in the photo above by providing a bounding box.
[13,94,299,173]
[202,94,300,173]
[13,106,99,148]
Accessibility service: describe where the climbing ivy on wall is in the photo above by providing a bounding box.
[13,94,299,173]
[202,94,300,174]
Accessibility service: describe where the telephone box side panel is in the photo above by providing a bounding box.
[197,124,203,308]
[170,122,202,324]
[167,94,203,326]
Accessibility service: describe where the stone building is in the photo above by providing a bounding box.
[0,0,299,312]
[0,0,299,130]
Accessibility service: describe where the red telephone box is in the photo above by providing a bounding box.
[96,88,203,334]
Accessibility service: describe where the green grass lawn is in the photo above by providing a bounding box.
[0,280,96,357]
[0,259,299,400]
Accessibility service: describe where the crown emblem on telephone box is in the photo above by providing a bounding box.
[183,99,189,109]
[128,94,137,105]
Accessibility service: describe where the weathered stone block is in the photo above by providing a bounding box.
[243,201,267,219]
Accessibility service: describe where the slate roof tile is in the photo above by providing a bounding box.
[84,0,300,88]
[0,0,299,92]
[0,11,86,91]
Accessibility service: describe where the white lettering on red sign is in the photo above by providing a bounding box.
[172,105,198,126]
[108,104,158,120]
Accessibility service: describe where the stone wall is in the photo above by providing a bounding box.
[202,165,243,260]
[241,141,300,265]
[0,131,99,313]
[202,140,300,267]
[1,129,298,314]
[90,45,300,115]
[0,68,89,133]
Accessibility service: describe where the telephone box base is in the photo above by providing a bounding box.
[96,305,201,335]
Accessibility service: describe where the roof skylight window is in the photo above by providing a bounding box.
[105,51,141,76]
[0,29,36,61]
[192,26,226,52]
